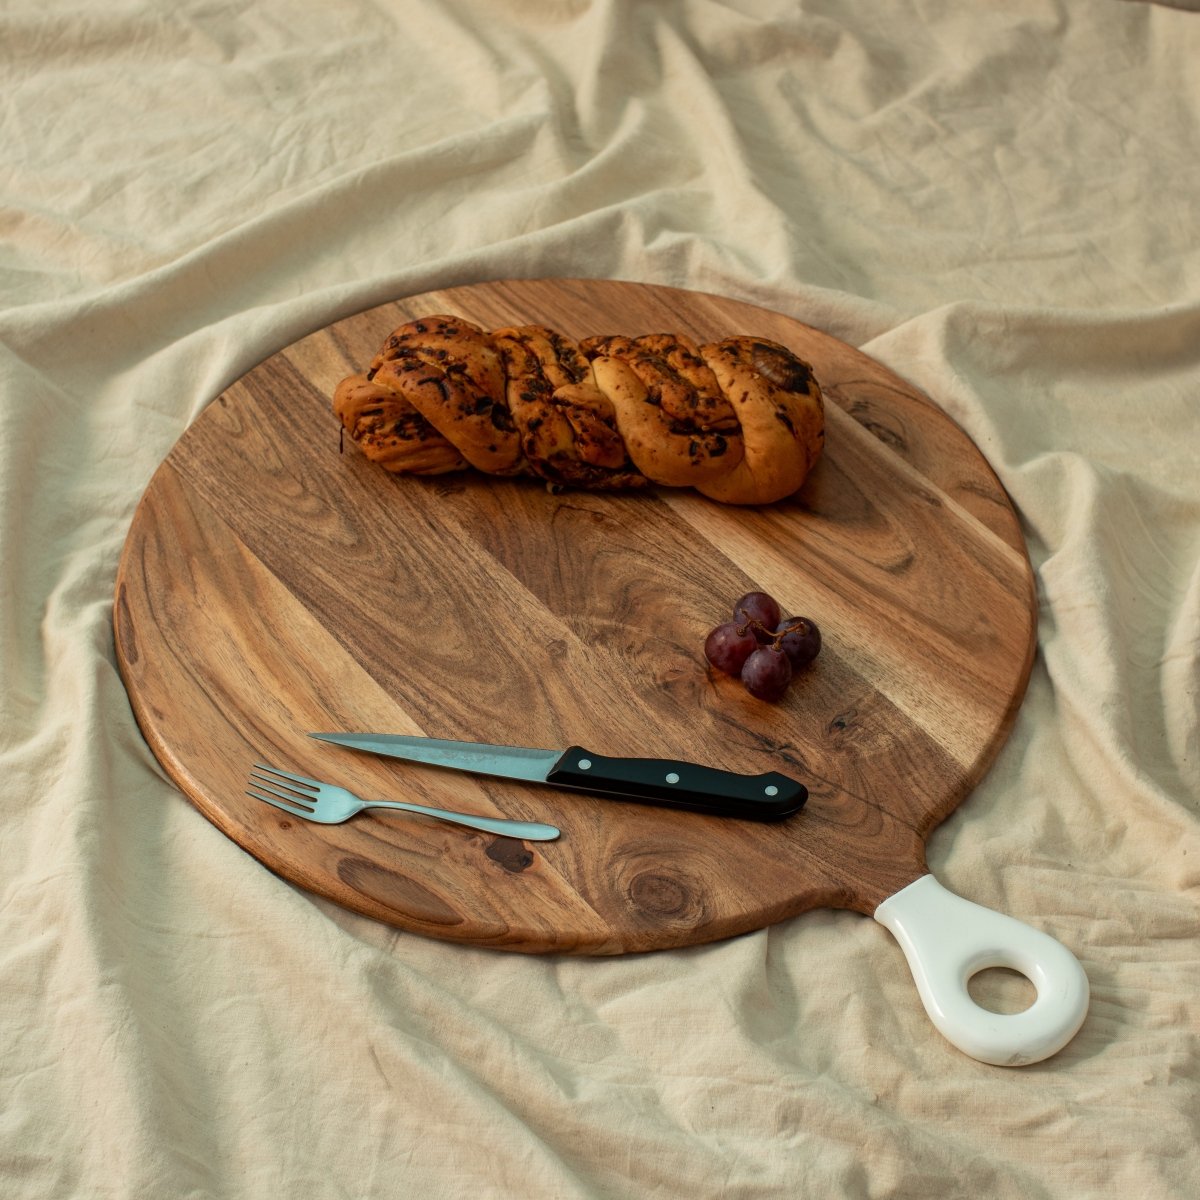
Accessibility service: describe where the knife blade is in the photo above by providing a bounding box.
[308,732,807,821]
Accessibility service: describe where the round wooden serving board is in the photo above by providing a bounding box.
[114,278,1037,954]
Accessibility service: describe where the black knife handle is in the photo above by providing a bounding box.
[545,746,807,821]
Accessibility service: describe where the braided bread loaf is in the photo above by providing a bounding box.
[333,315,824,505]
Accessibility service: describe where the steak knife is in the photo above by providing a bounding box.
[308,732,807,821]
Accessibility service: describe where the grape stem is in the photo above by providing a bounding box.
[729,619,806,657]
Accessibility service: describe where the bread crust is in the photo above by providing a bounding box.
[333,317,824,505]
[366,315,524,476]
[492,325,648,491]
[331,371,468,475]
[581,333,744,489]
[695,337,825,506]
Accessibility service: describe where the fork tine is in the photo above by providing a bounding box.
[252,762,320,792]
[248,766,313,793]
[247,774,318,809]
[246,787,313,816]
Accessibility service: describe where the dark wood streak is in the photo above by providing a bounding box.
[112,278,1037,951]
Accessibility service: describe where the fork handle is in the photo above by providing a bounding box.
[365,800,560,842]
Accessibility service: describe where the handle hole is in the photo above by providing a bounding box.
[967,967,1037,1015]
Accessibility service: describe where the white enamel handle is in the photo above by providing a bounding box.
[874,874,1089,1066]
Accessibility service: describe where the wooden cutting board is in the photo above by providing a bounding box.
[113,277,1036,954]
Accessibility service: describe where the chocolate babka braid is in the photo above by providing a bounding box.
[332,315,823,506]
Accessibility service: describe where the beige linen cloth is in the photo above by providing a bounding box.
[3,2,1198,1196]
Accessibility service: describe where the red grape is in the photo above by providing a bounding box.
[705,590,821,701]
[741,646,792,701]
[733,591,782,641]
[704,622,758,675]
[774,617,821,669]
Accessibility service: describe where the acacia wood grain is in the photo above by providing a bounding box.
[113,278,1037,953]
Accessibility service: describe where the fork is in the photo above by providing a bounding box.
[247,763,561,841]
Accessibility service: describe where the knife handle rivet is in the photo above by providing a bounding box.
[765,785,779,796]
[578,758,592,770]
[665,772,680,784]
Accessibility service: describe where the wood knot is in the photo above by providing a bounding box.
[828,708,859,736]
[486,837,535,873]
[628,871,692,918]
[846,399,908,453]
[613,852,710,928]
